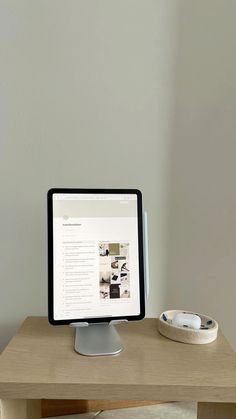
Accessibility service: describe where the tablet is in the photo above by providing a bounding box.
[48,188,145,325]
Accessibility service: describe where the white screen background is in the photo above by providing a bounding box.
[53,194,141,320]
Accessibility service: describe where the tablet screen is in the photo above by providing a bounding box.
[48,189,145,324]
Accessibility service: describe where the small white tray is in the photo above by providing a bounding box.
[158,310,218,344]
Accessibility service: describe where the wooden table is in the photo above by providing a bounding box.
[0,317,235,419]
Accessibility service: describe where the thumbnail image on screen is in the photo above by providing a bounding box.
[99,242,130,300]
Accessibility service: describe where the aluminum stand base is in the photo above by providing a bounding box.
[74,323,123,356]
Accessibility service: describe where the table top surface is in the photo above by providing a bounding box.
[0,317,235,402]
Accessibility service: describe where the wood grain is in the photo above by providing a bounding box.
[0,317,235,402]
[198,402,236,419]
[42,399,163,417]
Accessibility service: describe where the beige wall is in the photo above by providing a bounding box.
[165,0,236,349]
[0,0,176,350]
[0,0,236,351]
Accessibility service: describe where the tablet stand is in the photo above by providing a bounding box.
[70,212,149,356]
[70,320,127,356]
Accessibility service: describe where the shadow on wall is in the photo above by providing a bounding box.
[0,323,20,352]
[164,1,236,349]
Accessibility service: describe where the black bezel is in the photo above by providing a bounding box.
[47,188,145,325]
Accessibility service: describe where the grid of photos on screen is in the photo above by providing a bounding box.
[99,242,130,300]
